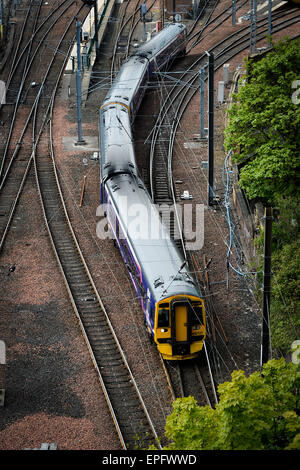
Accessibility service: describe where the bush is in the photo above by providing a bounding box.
[163,359,300,450]
[224,38,300,204]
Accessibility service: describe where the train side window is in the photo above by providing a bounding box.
[157,308,169,327]
[150,306,155,324]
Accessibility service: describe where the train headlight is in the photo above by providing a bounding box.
[193,325,201,330]
[160,328,168,333]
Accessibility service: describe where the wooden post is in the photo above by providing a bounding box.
[79,175,87,207]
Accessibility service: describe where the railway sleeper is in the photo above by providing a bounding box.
[89,333,117,342]
[91,339,120,350]
[57,252,81,262]
[104,379,132,388]
[79,310,106,320]
[93,351,121,362]
[80,310,107,319]
[84,324,113,335]
[73,290,97,299]
[82,320,110,330]
[95,354,123,365]
[118,418,151,435]
[99,366,129,377]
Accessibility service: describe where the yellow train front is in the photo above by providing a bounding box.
[154,295,206,361]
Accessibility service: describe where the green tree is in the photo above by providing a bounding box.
[270,238,300,351]
[253,197,300,353]
[224,38,300,204]
[163,359,300,450]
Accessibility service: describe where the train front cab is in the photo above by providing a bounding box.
[154,295,206,360]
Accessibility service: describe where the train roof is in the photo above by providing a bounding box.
[102,55,148,107]
[105,174,201,302]
[133,22,186,59]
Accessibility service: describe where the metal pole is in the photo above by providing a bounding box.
[207,52,214,206]
[75,20,86,145]
[193,0,197,20]
[94,0,98,52]
[253,0,257,53]
[260,206,273,369]
[232,0,236,26]
[200,66,205,139]
[250,0,253,54]
[268,0,272,47]
[141,3,147,41]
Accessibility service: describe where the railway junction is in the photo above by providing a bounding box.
[0,0,299,451]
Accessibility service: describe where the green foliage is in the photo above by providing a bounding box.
[224,40,300,353]
[163,359,300,450]
[272,196,300,249]
[253,198,300,353]
[224,38,300,204]
[270,238,300,351]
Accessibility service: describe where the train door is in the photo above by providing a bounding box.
[175,304,187,342]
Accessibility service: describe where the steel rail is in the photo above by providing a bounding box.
[124,0,143,58]
[164,11,300,257]
[187,0,248,48]
[6,0,73,91]
[0,0,43,180]
[148,0,238,200]
[5,0,33,87]
[146,9,300,398]
[162,354,217,407]
[147,0,278,157]
[0,3,82,251]
[110,0,140,81]
[33,24,131,449]
[193,361,213,407]
[147,0,288,157]
[187,2,298,52]
[167,10,300,162]
[110,0,156,79]
[35,86,161,453]
[187,0,222,37]
[149,6,300,205]
[0,0,76,184]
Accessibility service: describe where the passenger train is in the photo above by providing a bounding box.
[98,23,206,361]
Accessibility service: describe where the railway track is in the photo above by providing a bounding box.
[111,0,157,77]
[161,344,218,407]
[1,0,161,450]
[143,1,300,402]
[34,137,160,449]
[2,0,298,449]
[33,60,161,450]
[148,4,300,240]
[0,0,79,251]
[147,1,235,254]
